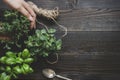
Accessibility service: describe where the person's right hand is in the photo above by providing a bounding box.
[3,0,36,29]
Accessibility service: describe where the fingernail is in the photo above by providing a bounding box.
[29,16,34,21]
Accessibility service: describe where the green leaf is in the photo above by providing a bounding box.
[0,72,11,80]
[21,66,26,74]
[5,75,11,80]
[42,52,48,57]
[0,72,6,79]
[18,52,22,57]
[48,29,56,33]
[22,49,30,58]
[16,57,24,64]
[0,56,7,63]
[40,35,47,40]
[56,39,62,50]
[41,29,46,34]
[22,63,30,74]
[6,66,11,73]
[26,42,33,47]
[24,58,34,64]
[6,51,16,57]
[5,57,16,65]
[4,44,11,50]
[29,67,33,73]
[13,66,22,74]
[12,73,18,79]
[36,30,41,37]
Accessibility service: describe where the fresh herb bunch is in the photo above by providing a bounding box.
[0,10,62,57]
[25,29,62,57]
[0,10,30,49]
[0,49,34,80]
[0,9,62,80]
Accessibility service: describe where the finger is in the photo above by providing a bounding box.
[29,16,36,29]
[30,20,35,29]
[18,7,35,29]
[22,1,36,29]
[34,20,36,29]
[23,1,36,18]
[18,7,34,21]
[32,18,36,29]
[33,15,36,29]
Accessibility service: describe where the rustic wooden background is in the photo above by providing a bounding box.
[0,0,120,80]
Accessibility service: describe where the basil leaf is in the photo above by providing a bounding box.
[0,56,7,63]
[22,49,30,58]
[16,57,24,64]
[24,58,34,64]
[6,57,16,65]
[48,29,56,33]
[6,66,11,73]
[13,66,22,74]
[6,51,16,57]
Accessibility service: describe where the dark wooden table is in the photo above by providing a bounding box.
[0,0,120,80]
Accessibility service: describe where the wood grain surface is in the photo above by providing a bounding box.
[0,0,120,80]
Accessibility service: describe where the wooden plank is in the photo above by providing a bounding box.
[17,50,120,80]
[1,0,120,9]
[62,31,120,52]
[27,0,120,31]
[36,8,120,31]
[1,0,120,31]
[0,0,120,80]
[0,31,119,80]
[25,0,120,9]
[1,8,120,31]
[13,31,120,80]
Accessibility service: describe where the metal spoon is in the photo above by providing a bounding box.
[42,68,72,80]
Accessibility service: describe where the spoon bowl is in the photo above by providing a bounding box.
[42,68,72,80]
[42,68,56,78]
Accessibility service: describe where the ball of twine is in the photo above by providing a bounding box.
[28,1,67,38]
[27,1,68,64]
[27,1,59,19]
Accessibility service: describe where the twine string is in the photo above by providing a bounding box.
[28,1,67,64]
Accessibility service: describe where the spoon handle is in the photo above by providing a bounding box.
[56,75,72,80]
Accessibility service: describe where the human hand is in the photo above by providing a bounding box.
[3,0,36,29]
